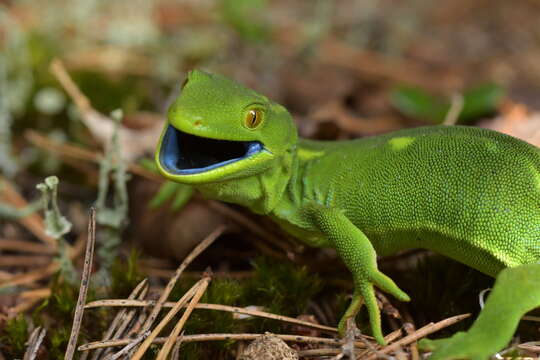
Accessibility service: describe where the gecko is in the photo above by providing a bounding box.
[155,70,540,359]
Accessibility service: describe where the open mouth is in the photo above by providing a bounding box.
[159,124,264,175]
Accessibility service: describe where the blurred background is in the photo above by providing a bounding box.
[1,0,540,358]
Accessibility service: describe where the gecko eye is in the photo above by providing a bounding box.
[244,109,263,129]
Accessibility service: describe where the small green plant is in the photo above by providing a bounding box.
[186,279,244,335]
[1,314,29,357]
[246,257,322,316]
[110,250,144,298]
[49,326,70,359]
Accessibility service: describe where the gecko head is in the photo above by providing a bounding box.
[155,70,298,184]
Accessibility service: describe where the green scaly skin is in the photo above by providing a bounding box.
[155,70,540,359]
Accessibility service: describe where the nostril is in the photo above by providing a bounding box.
[194,120,202,127]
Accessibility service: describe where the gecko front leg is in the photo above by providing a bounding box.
[304,204,410,344]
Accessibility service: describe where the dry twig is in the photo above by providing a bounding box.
[131,278,204,359]
[80,333,354,351]
[107,333,149,360]
[157,274,211,359]
[403,322,420,360]
[362,314,470,360]
[85,299,338,334]
[50,58,162,162]
[65,208,96,360]
[0,255,52,267]
[0,238,56,254]
[443,93,464,125]
[22,326,46,360]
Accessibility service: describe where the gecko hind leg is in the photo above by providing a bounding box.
[419,263,540,360]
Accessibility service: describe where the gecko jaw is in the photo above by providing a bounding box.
[159,124,264,175]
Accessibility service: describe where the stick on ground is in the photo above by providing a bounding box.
[64,208,96,360]
[157,274,211,359]
[130,278,204,360]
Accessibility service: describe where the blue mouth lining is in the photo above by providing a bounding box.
[159,124,264,175]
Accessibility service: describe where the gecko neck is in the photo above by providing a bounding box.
[195,147,298,215]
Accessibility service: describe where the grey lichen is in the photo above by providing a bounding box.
[94,109,130,283]
[36,176,77,284]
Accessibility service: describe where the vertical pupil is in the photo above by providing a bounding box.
[251,111,257,126]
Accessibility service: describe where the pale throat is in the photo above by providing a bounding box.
[195,154,295,215]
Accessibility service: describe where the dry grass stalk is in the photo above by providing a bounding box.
[50,59,91,112]
[125,305,149,339]
[131,278,205,359]
[0,255,52,267]
[19,288,51,300]
[0,228,85,292]
[170,336,184,360]
[157,274,211,359]
[50,58,162,162]
[362,314,470,360]
[443,93,464,126]
[80,332,362,351]
[22,326,46,360]
[89,279,149,360]
[101,288,149,360]
[518,341,540,352]
[85,299,338,333]
[0,270,13,280]
[0,238,56,254]
[107,332,149,360]
[0,262,59,290]
[65,208,96,360]
[403,323,420,360]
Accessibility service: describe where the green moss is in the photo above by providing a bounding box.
[186,279,243,336]
[142,345,160,359]
[245,257,322,316]
[176,343,202,360]
[110,250,144,298]
[49,326,70,359]
[166,257,322,352]
[31,274,111,357]
[1,314,29,357]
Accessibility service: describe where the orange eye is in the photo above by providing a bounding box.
[244,109,263,129]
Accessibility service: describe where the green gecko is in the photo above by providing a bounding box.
[154,70,540,359]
